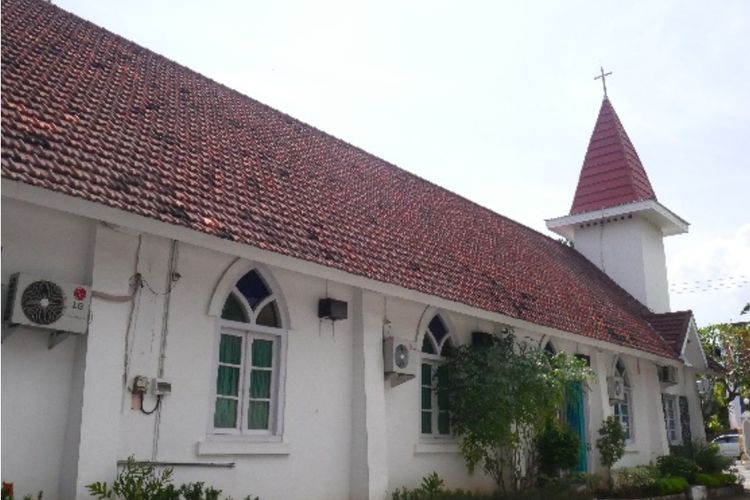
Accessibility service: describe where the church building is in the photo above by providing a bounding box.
[1,1,708,499]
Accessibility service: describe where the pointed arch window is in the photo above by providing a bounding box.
[213,269,286,436]
[612,359,633,440]
[421,315,452,437]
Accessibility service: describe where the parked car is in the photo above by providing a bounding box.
[711,433,741,458]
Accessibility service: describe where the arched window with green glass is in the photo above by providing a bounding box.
[213,269,287,436]
[421,315,452,437]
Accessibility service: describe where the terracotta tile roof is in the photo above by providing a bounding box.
[570,98,657,215]
[644,310,693,355]
[1,0,677,358]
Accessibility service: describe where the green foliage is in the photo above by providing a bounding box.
[596,417,626,491]
[535,419,579,477]
[596,417,626,469]
[656,455,699,484]
[419,473,445,496]
[178,483,223,500]
[390,472,594,500]
[86,458,178,500]
[391,472,445,500]
[698,321,750,409]
[670,440,734,474]
[86,458,259,500]
[653,476,689,496]
[441,333,593,491]
[694,472,739,488]
[1,483,42,500]
[610,465,659,497]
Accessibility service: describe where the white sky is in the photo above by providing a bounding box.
[53,0,750,326]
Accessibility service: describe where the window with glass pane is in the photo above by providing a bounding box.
[248,338,273,430]
[215,334,242,428]
[212,268,285,436]
[420,314,452,438]
[614,391,631,440]
[663,395,679,443]
[436,365,450,435]
[612,360,632,440]
[421,363,433,434]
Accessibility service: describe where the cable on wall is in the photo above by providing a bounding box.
[152,239,180,461]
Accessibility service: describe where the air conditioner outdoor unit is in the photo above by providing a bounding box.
[383,337,415,387]
[658,365,678,385]
[3,273,91,334]
[607,375,626,403]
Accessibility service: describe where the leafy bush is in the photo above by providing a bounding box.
[178,482,224,500]
[1,483,42,500]
[86,458,259,500]
[656,455,699,483]
[596,416,626,490]
[670,440,734,474]
[391,473,593,500]
[611,465,658,497]
[694,472,739,488]
[693,444,734,474]
[391,472,445,500]
[536,419,579,477]
[441,334,593,491]
[653,476,689,496]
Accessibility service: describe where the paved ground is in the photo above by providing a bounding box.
[733,459,750,497]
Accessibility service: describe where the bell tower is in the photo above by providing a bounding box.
[546,95,688,313]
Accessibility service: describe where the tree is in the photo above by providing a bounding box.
[698,321,750,408]
[697,303,750,435]
[596,416,626,491]
[441,333,593,492]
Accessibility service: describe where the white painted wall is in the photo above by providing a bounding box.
[1,198,95,500]
[1,197,705,499]
[573,216,671,313]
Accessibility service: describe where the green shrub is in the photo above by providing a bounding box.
[390,472,594,500]
[653,476,689,495]
[178,482,223,500]
[611,465,659,497]
[86,458,178,500]
[694,472,739,488]
[536,419,579,477]
[670,440,734,474]
[391,472,445,500]
[596,417,626,491]
[656,455,699,483]
[694,444,734,474]
[86,458,259,500]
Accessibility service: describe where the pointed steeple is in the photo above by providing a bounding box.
[546,95,689,313]
[570,98,656,215]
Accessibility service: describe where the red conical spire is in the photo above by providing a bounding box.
[570,98,656,215]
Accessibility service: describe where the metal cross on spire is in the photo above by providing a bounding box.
[594,66,613,99]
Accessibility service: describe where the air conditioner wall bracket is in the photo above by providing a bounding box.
[48,330,71,349]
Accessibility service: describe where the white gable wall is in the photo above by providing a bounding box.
[1,196,702,499]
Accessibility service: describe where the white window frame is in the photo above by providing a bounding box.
[209,287,288,441]
[420,320,452,441]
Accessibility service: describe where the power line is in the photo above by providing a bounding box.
[669,274,749,294]
[670,274,748,287]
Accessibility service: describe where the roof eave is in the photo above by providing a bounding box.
[546,199,689,240]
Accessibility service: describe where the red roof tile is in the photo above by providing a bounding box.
[644,310,693,355]
[570,98,657,215]
[0,0,677,358]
